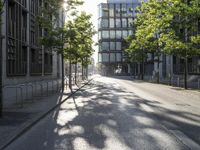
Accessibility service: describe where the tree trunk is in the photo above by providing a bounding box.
[184,57,188,89]
[81,60,84,80]
[141,51,144,80]
[69,60,72,91]
[86,65,88,79]
[157,56,160,84]
[75,61,77,85]
[61,54,64,92]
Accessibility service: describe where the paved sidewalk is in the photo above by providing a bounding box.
[0,79,91,150]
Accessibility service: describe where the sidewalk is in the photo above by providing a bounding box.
[0,79,92,150]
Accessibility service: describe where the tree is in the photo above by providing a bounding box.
[63,12,95,89]
[36,0,83,92]
[128,0,200,88]
[161,0,200,89]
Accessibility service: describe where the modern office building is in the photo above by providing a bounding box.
[0,0,64,106]
[98,0,141,75]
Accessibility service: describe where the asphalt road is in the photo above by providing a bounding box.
[4,76,200,150]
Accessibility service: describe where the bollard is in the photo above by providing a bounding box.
[198,79,200,89]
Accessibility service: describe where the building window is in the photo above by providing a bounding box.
[133,4,138,16]
[122,30,128,39]
[128,18,133,28]
[110,53,116,62]
[116,30,122,39]
[116,42,121,50]
[109,4,114,17]
[127,4,134,17]
[98,19,101,28]
[101,4,109,17]
[7,1,28,76]
[98,53,102,62]
[116,53,122,62]
[115,4,121,17]
[102,53,109,62]
[116,18,121,28]
[102,42,109,51]
[110,30,116,39]
[121,4,127,17]
[102,31,109,39]
[44,52,53,74]
[122,18,127,28]
[98,31,102,40]
[109,18,115,28]
[128,30,133,36]
[101,18,109,28]
[110,42,115,50]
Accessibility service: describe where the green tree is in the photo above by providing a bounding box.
[36,0,83,91]
[128,0,200,88]
[160,0,200,89]
[63,12,95,89]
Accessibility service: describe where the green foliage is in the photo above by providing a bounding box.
[126,0,200,64]
[63,12,96,67]
[36,0,84,52]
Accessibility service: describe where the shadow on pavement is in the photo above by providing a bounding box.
[13,79,200,150]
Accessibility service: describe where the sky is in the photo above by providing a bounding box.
[78,0,107,65]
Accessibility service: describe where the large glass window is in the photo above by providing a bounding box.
[116,53,122,62]
[116,18,121,28]
[122,18,127,28]
[116,42,121,50]
[127,4,134,17]
[101,18,109,28]
[115,4,121,17]
[133,4,138,17]
[109,4,114,17]
[101,4,109,17]
[121,4,127,17]
[102,31,109,39]
[102,53,109,62]
[116,30,121,39]
[102,42,109,51]
[98,31,101,40]
[128,18,133,27]
[109,18,114,28]
[122,30,128,39]
[110,42,115,50]
[98,53,102,62]
[110,53,116,62]
[128,30,133,36]
[110,30,115,39]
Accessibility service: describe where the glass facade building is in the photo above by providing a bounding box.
[98,0,140,75]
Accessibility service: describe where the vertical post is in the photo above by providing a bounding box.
[0,1,3,117]
[69,59,72,90]
[157,55,160,83]
[61,53,64,92]
[141,49,144,80]
[0,35,2,117]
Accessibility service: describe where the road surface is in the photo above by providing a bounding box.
[5,76,200,150]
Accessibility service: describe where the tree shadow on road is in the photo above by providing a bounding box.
[24,80,200,150]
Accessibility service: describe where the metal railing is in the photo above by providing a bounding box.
[3,78,61,108]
